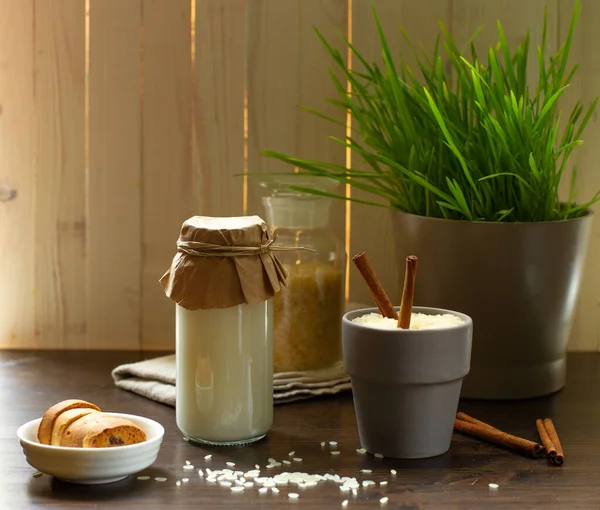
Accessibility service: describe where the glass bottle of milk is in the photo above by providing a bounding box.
[160,216,287,445]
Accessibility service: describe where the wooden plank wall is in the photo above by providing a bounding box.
[141,0,193,350]
[34,0,86,348]
[0,0,598,350]
[246,0,348,254]
[0,0,36,348]
[559,0,600,350]
[88,0,142,350]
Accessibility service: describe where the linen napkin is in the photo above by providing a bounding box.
[112,356,351,406]
[111,302,367,405]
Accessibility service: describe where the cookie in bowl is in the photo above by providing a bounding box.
[17,399,164,484]
[37,399,147,448]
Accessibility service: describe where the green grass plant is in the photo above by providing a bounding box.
[261,1,598,222]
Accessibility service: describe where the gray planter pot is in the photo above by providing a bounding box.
[342,306,472,459]
[391,210,592,399]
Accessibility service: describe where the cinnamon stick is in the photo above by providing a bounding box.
[454,417,544,459]
[536,419,558,464]
[397,255,418,329]
[542,418,564,466]
[457,412,500,431]
[352,252,398,320]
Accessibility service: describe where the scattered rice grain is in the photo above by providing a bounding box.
[362,480,375,487]
[288,451,295,456]
[183,436,189,441]
[204,454,212,460]
[293,458,303,462]
[244,482,254,487]
[320,441,326,447]
[154,477,167,482]
[136,475,150,481]
[380,481,388,486]
[176,480,181,487]
[331,451,341,455]
[283,460,292,465]
[329,441,338,446]
[361,469,372,474]
[183,465,194,470]
[390,469,397,475]
[255,464,260,470]
[352,488,358,495]
[185,460,191,465]
[380,496,389,505]
[226,462,236,467]
[342,501,349,508]
[219,481,232,487]
[231,486,245,493]
[272,487,280,494]
[489,483,499,489]
[374,453,384,459]
[288,493,299,499]
[182,478,189,483]
[356,448,367,454]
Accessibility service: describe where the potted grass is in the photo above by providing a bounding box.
[261,1,599,399]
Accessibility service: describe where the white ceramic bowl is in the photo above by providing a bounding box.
[17,412,165,484]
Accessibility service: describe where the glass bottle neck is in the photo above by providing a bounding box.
[262,196,331,230]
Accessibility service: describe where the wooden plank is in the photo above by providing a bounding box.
[34,0,87,348]
[87,0,142,349]
[194,0,246,217]
[349,0,452,307]
[0,0,36,348]
[141,0,193,350]
[560,0,600,351]
[246,0,348,266]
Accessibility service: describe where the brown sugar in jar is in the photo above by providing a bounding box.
[273,262,343,372]
[261,176,346,374]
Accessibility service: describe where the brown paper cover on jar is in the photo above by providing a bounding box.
[160,216,288,310]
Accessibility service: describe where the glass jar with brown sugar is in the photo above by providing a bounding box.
[262,177,346,373]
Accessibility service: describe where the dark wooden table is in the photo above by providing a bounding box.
[2,351,600,509]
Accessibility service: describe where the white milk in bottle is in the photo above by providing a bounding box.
[160,216,287,445]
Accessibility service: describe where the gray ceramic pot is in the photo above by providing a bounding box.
[392,210,592,399]
[342,306,473,459]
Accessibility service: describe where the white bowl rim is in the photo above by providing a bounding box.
[17,412,165,453]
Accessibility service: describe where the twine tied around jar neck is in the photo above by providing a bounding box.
[176,238,315,258]
[161,215,314,310]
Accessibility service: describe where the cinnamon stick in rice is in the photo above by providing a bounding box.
[542,418,564,466]
[454,415,544,459]
[352,252,398,320]
[397,255,418,329]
